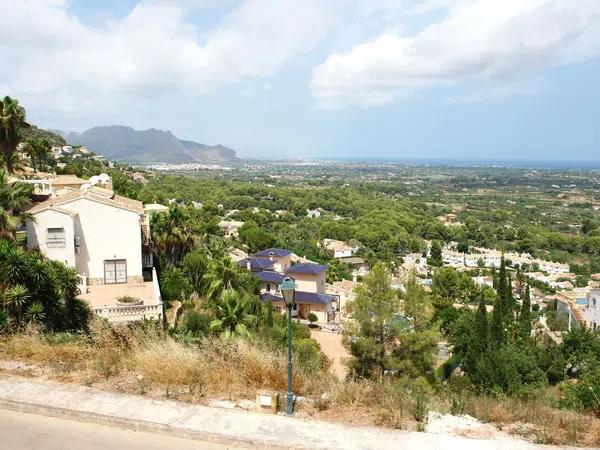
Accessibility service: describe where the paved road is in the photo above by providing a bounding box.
[0,409,245,450]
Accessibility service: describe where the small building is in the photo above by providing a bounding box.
[321,238,357,259]
[25,188,161,323]
[50,174,89,195]
[219,220,244,238]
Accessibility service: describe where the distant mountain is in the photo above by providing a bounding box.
[59,125,239,164]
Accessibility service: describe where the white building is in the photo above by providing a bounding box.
[322,238,357,258]
[581,289,600,331]
[26,188,162,323]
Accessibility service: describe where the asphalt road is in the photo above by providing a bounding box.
[0,409,245,450]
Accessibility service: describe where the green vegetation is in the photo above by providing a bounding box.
[2,98,600,446]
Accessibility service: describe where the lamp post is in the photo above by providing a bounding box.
[279,276,296,416]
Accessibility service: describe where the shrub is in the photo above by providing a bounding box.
[179,311,211,337]
[560,367,600,415]
[307,313,318,326]
[159,267,193,305]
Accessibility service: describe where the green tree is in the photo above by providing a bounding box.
[490,257,508,347]
[209,289,258,340]
[343,262,401,381]
[519,283,532,341]
[0,96,27,174]
[151,205,196,266]
[431,266,477,306]
[5,284,29,325]
[429,240,443,267]
[395,276,440,377]
[0,169,33,240]
[22,138,50,173]
[202,257,257,303]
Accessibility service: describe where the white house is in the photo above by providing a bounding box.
[581,289,600,331]
[322,238,357,258]
[307,208,321,218]
[26,187,162,323]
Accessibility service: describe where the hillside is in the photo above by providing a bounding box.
[20,125,66,146]
[61,125,239,164]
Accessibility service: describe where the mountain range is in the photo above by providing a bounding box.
[57,126,239,164]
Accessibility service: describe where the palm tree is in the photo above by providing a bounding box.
[209,289,258,340]
[0,96,28,174]
[202,256,256,302]
[22,138,50,173]
[25,302,46,324]
[0,169,33,240]
[151,205,195,266]
[5,284,30,325]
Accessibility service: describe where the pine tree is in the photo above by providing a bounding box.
[519,283,532,341]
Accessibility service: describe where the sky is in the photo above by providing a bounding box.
[1,0,599,161]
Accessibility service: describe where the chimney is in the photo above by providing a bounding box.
[269,251,274,262]
[246,260,252,271]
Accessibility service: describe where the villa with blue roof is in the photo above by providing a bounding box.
[239,248,337,323]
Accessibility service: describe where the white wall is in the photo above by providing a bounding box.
[585,290,600,331]
[334,249,352,258]
[60,198,143,282]
[26,209,76,268]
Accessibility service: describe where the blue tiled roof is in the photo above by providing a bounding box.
[256,271,286,284]
[287,263,328,275]
[255,248,292,257]
[294,291,336,304]
[259,291,336,305]
[238,258,275,271]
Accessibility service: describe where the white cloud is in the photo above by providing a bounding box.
[311,0,600,108]
[0,0,338,120]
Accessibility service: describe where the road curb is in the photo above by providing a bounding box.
[0,398,297,449]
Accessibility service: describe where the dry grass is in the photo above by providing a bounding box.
[1,320,599,447]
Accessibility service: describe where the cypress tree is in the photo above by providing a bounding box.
[491,266,498,290]
[507,272,515,314]
[474,290,489,351]
[519,283,532,341]
[490,257,507,347]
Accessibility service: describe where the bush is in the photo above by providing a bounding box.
[159,267,193,305]
[560,367,600,416]
[179,311,211,337]
[307,312,318,326]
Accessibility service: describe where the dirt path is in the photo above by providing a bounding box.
[310,329,349,379]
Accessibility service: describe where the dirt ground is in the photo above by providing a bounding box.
[310,329,349,379]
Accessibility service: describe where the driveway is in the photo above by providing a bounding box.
[310,329,349,379]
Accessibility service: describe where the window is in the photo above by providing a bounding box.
[104,259,127,284]
[266,283,271,292]
[47,227,66,248]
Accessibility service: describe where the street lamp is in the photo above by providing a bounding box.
[279,276,296,416]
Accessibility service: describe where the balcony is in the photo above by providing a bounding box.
[79,269,162,323]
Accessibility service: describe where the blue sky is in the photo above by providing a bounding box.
[1,0,599,160]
